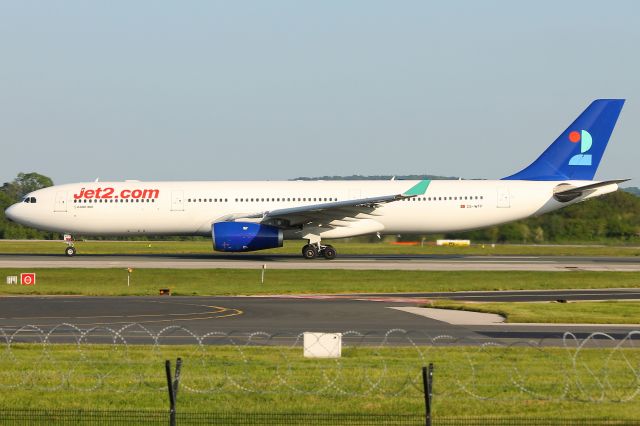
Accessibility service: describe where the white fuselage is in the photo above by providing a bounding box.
[5,179,617,240]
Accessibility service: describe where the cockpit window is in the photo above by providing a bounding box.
[30,197,36,203]
[22,197,36,203]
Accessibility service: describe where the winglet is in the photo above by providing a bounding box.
[403,180,431,196]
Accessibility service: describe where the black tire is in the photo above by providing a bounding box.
[323,245,337,260]
[302,244,318,259]
[65,246,76,257]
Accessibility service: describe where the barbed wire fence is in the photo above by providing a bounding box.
[1,324,640,425]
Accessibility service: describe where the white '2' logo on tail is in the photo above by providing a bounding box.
[568,130,592,166]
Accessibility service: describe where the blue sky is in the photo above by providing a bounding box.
[1,1,638,184]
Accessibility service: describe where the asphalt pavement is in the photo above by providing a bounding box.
[0,253,639,271]
[1,290,638,346]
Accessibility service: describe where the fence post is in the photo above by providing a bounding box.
[422,363,434,426]
[166,358,182,426]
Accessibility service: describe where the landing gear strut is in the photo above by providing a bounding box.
[64,234,76,257]
[302,243,337,260]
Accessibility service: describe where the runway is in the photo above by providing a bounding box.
[2,289,638,346]
[1,253,639,271]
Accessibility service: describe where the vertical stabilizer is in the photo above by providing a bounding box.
[503,99,624,181]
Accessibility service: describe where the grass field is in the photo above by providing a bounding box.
[432,300,640,324]
[1,343,639,419]
[1,239,640,256]
[1,268,639,296]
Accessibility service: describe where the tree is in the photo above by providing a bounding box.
[1,172,54,200]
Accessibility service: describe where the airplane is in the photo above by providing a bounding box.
[4,99,628,260]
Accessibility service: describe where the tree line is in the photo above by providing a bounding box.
[1,173,638,243]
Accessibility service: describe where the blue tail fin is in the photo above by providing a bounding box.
[503,99,625,181]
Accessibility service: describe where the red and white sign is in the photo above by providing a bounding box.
[20,273,36,286]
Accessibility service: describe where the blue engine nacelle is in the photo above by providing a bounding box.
[212,222,283,252]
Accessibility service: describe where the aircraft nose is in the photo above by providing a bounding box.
[4,204,18,222]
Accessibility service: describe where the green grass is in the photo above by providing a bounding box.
[1,344,639,419]
[431,300,640,324]
[1,269,639,296]
[1,239,640,256]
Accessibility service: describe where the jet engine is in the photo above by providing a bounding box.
[212,222,283,252]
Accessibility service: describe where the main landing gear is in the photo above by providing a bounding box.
[302,243,336,260]
[63,234,76,257]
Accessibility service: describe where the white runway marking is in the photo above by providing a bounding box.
[390,307,505,325]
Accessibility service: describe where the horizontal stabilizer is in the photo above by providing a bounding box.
[553,179,629,202]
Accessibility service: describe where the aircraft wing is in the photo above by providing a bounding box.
[217,180,431,228]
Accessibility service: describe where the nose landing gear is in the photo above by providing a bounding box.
[63,234,76,257]
[301,243,336,260]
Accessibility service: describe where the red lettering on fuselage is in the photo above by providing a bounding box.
[73,188,85,199]
[72,187,160,200]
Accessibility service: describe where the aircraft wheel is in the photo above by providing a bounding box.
[65,246,76,257]
[323,245,336,260]
[302,244,318,259]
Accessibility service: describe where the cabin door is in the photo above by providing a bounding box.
[171,191,184,211]
[54,191,67,212]
[496,187,511,208]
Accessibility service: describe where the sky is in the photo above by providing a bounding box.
[1,1,639,185]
